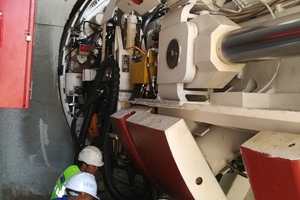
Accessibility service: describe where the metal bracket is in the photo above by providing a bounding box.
[0,12,3,47]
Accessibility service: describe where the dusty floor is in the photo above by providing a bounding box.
[95,170,131,200]
[98,190,115,200]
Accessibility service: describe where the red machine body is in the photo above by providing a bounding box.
[111,106,227,200]
[57,0,300,199]
[110,107,193,199]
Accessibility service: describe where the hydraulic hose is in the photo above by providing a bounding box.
[97,57,131,200]
[70,90,102,147]
[142,6,159,47]
[99,57,129,200]
[126,163,152,200]
[77,57,112,147]
[99,57,153,200]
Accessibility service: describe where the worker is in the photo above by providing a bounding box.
[50,146,104,199]
[52,172,100,200]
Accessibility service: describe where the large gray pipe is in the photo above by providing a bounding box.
[219,13,300,63]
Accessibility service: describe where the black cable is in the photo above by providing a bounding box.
[142,6,160,47]
[70,89,103,147]
[227,161,248,178]
[77,57,112,147]
[99,57,152,200]
[83,20,101,29]
[98,57,130,200]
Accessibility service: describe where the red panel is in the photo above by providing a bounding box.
[241,132,300,200]
[111,107,194,199]
[110,110,163,191]
[0,0,36,108]
[126,117,194,200]
[241,147,300,200]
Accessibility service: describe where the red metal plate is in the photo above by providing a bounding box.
[0,0,36,108]
[110,107,163,191]
[126,119,194,200]
[111,106,194,200]
[241,131,300,200]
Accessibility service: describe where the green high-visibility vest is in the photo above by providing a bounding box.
[50,165,80,199]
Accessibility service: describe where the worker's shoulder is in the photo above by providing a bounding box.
[63,165,81,176]
[57,165,81,185]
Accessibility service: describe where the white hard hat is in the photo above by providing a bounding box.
[65,172,100,200]
[78,146,104,167]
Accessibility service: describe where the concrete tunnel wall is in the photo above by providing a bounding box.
[0,0,77,199]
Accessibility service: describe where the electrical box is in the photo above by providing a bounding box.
[0,0,36,108]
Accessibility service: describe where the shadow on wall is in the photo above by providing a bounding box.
[1,184,49,200]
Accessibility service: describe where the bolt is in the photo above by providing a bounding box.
[196,177,203,185]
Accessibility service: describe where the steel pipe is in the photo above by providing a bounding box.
[218,13,300,63]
